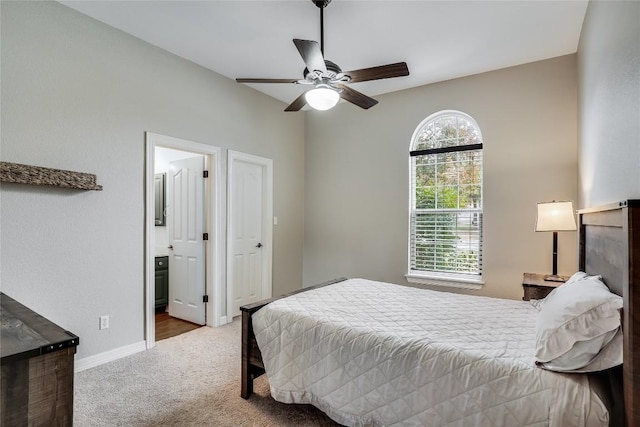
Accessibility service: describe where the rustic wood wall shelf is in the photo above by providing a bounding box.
[0,162,102,191]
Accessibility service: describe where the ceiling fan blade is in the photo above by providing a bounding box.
[344,62,409,83]
[284,92,307,112]
[293,39,327,74]
[336,84,378,109]
[236,78,300,84]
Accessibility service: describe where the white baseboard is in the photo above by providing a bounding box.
[75,340,146,372]
[219,315,228,326]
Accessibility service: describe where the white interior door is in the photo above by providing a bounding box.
[167,156,206,325]
[228,152,272,317]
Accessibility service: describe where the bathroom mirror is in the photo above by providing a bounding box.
[154,173,166,226]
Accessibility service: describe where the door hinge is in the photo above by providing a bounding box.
[203,170,209,178]
[203,233,209,241]
[203,295,209,303]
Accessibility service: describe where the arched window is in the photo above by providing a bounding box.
[408,110,483,287]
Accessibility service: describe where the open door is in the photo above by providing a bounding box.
[167,156,206,325]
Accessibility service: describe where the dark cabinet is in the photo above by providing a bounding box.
[154,173,166,226]
[522,273,565,301]
[1,293,79,426]
[155,256,168,309]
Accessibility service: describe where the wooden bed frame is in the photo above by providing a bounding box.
[577,199,639,426]
[240,200,639,427]
[240,277,348,399]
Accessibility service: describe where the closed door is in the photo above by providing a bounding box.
[167,156,206,325]
[228,152,272,317]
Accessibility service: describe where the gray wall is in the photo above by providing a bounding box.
[304,55,579,300]
[0,1,305,359]
[577,0,640,208]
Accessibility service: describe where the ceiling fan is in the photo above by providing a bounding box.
[236,0,410,112]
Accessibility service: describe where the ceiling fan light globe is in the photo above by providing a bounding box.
[305,87,339,111]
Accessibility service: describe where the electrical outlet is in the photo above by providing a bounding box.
[99,315,109,330]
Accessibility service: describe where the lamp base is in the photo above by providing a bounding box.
[544,274,566,282]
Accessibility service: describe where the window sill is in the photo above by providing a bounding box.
[405,272,484,290]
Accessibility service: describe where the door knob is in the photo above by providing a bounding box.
[168,245,174,250]
[256,243,263,248]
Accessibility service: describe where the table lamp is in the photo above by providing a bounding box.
[535,200,577,281]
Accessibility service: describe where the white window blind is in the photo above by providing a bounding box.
[409,111,483,278]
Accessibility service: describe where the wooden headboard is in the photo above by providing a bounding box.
[578,200,639,427]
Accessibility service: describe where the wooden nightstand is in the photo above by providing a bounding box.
[522,273,568,301]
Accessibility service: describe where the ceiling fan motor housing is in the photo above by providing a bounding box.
[303,60,343,80]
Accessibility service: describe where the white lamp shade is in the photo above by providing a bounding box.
[535,201,577,231]
[305,87,339,111]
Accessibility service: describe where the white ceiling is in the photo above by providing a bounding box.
[60,0,588,107]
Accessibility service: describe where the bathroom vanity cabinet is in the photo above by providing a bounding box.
[155,256,169,309]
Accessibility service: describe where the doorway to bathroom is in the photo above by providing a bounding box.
[145,133,222,349]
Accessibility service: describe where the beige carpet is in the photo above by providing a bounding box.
[74,319,341,426]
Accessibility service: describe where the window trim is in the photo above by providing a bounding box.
[405,272,484,289]
[407,110,484,289]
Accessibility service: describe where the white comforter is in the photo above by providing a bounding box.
[252,279,608,427]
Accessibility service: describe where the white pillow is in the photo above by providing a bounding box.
[529,272,592,311]
[535,272,622,372]
[541,329,622,373]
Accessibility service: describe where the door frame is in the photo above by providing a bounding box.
[145,132,223,350]
[226,150,273,319]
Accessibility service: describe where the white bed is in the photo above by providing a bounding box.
[252,278,609,426]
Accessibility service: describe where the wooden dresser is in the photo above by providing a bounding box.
[1,293,79,427]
